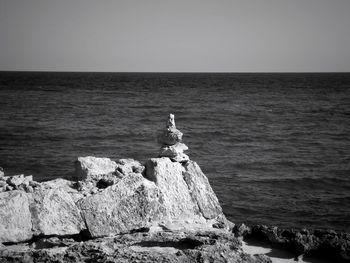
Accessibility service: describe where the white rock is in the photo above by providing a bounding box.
[182,160,223,220]
[75,156,117,181]
[159,142,188,158]
[7,174,25,187]
[171,153,190,163]
[116,158,145,175]
[31,186,85,236]
[0,191,33,243]
[78,173,166,237]
[145,158,199,219]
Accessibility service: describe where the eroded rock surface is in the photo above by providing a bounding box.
[243,224,350,262]
[182,160,223,220]
[145,158,199,220]
[78,173,166,237]
[30,186,85,236]
[75,156,117,181]
[0,229,272,263]
[0,191,32,243]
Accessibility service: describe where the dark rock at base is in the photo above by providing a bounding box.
[233,223,252,238]
[0,229,271,263]
[246,224,350,262]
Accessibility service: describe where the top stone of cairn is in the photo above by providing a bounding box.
[166,113,176,129]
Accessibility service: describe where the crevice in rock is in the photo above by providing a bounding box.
[132,237,204,250]
[96,178,114,189]
[2,229,91,248]
[129,227,150,234]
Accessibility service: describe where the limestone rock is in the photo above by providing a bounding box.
[157,114,189,163]
[7,174,25,187]
[30,186,85,236]
[116,158,145,175]
[159,142,188,159]
[166,113,176,129]
[182,160,223,220]
[157,128,183,146]
[74,156,117,181]
[0,190,33,243]
[41,178,84,202]
[145,158,199,219]
[78,173,166,237]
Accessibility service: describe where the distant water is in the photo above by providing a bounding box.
[0,72,349,232]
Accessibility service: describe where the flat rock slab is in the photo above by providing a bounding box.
[75,156,117,180]
[0,191,33,243]
[78,173,167,237]
[30,187,85,236]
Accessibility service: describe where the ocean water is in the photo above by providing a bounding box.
[0,72,349,232]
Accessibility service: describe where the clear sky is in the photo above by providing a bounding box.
[0,0,350,72]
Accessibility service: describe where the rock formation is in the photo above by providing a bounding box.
[158,114,189,162]
[0,115,347,262]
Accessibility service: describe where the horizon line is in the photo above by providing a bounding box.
[1,70,350,74]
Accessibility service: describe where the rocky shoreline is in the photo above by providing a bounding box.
[234,224,350,262]
[0,115,349,262]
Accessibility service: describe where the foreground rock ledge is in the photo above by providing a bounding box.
[0,156,270,262]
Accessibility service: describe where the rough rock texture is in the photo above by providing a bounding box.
[157,114,190,164]
[159,142,190,162]
[75,156,117,181]
[78,173,166,237]
[30,186,85,236]
[116,158,145,176]
[158,128,183,146]
[145,158,200,220]
[0,174,37,193]
[0,229,272,263]
[246,224,350,262]
[0,191,33,243]
[182,160,223,220]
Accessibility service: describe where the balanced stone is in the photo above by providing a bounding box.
[158,114,189,162]
[157,114,183,146]
[159,142,188,158]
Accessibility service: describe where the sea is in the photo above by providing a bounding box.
[0,72,349,232]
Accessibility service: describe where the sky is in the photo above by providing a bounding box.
[0,0,350,72]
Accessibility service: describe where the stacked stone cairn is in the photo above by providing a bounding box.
[157,114,189,162]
